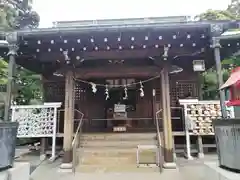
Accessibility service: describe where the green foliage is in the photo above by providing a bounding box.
[198,0,240,100]
[0,59,8,84]
[0,0,40,30]
[197,0,240,21]
[202,68,230,100]
[0,59,42,105]
[0,1,41,105]
[227,0,240,18]
[196,9,236,21]
[15,67,42,105]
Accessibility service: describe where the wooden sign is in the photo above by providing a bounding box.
[113,126,127,132]
[114,104,126,113]
[193,60,205,72]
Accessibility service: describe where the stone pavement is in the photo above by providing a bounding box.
[19,153,219,180]
[31,161,184,180]
[177,154,218,180]
[15,146,30,158]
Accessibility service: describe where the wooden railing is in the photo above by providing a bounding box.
[71,109,84,173]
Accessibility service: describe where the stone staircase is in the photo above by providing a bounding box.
[76,133,160,173]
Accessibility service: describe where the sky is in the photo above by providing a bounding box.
[33,0,232,28]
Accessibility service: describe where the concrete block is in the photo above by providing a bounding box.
[204,161,240,180]
[0,162,30,180]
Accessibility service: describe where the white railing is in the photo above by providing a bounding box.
[11,102,62,161]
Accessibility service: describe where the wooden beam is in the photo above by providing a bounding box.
[74,66,160,78]
[36,47,195,62]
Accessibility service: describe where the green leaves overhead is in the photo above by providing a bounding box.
[197,0,240,21]
[197,0,240,99]
[0,0,40,30]
[196,9,237,21]
[0,1,41,105]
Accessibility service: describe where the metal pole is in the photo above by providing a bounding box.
[213,38,228,118]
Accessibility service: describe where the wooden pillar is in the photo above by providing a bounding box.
[161,67,176,168]
[62,71,75,166]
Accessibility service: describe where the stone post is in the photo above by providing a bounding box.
[4,32,18,121]
[212,38,227,118]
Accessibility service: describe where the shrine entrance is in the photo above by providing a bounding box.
[5,16,225,167]
[106,88,137,130]
[78,77,155,133]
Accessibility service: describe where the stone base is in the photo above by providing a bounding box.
[163,162,177,169]
[59,163,73,173]
[60,163,72,169]
[184,153,194,160]
[198,153,204,159]
[0,162,30,180]
[204,161,239,180]
[40,154,47,161]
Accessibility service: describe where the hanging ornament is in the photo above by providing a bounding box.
[63,50,71,64]
[123,85,128,100]
[90,82,97,93]
[163,46,169,60]
[139,81,144,97]
[105,85,109,100]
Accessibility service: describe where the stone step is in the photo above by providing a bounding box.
[81,140,156,148]
[82,133,156,141]
[76,164,160,173]
[79,149,157,165]
[76,133,158,173]
[81,147,137,152]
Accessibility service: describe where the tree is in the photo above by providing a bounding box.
[0,1,41,105]
[227,0,240,18]
[196,9,236,21]
[0,0,40,30]
[15,67,42,105]
[202,68,230,100]
[196,0,240,21]
[196,1,240,99]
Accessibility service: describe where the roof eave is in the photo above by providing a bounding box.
[1,21,212,37]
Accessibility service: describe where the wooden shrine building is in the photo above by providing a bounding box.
[1,16,240,167]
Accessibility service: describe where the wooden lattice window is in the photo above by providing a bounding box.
[170,81,198,106]
[75,82,86,101]
[43,81,65,102]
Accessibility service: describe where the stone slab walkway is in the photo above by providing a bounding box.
[26,154,219,180]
